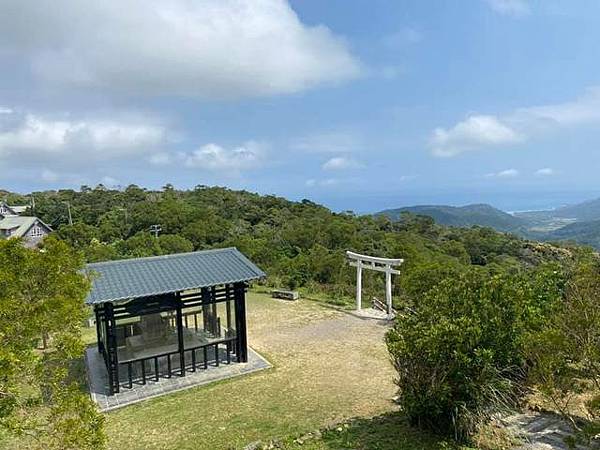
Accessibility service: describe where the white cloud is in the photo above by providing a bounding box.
[184,141,265,172]
[430,115,522,157]
[0,107,13,114]
[0,0,361,99]
[514,87,600,128]
[485,168,519,178]
[38,168,88,185]
[322,156,362,171]
[100,176,119,187]
[485,0,530,17]
[430,87,600,157]
[0,109,166,164]
[305,178,339,188]
[320,178,338,186]
[292,131,362,153]
[40,168,59,182]
[149,152,172,166]
[535,167,555,176]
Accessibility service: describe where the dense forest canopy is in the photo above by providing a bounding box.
[4,184,576,305]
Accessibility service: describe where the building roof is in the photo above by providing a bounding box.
[0,202,17,216]
[0,216,51,237]
[85,248,266,304]
[0,202,29,216]
[10,205,28,214]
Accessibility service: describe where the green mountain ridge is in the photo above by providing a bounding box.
[379,197,600,250]
[543,219,600,249]
[378,203,526,232]
[551,197,600,221]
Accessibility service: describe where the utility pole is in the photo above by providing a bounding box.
[150,224,161,238]
[64,201,73,225]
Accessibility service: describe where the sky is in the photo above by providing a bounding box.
[1,0,600,213]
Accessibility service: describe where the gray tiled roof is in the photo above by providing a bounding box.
[85,248,265,304]
[0,216,52,237]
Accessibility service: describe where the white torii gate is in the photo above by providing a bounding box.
[346,251,404,319]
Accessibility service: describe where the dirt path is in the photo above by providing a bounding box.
[246,294,399,423]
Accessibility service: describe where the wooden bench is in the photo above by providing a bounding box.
[271,289,300,301]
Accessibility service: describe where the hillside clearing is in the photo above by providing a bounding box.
[100,292,428,449]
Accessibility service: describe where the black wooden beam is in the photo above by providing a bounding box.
[94,305,102,353]
[233,282,248,363]
[105,302,119,395]
[175,293,186,376]
[201,287,210,332]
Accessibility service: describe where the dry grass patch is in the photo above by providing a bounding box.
[103,293,399,449]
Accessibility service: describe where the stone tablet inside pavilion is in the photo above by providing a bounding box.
[85,248,265,396]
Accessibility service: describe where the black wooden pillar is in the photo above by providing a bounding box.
[94,305,102,353]
[175,293,185,376]
[233,282,248,362]
[105,302,119,395]
[225,284,232,333]
[201,287,210,332]
[211,285,218,334]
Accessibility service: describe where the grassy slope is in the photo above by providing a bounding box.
[0,293,466,450]
[101,293,457,450]
[1,293,468,450]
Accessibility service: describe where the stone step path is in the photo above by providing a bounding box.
[503,412,589,449]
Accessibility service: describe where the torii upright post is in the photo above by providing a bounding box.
[346,251,404,319]
[355,260,362,310]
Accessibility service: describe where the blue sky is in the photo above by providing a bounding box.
[1,0,600,212]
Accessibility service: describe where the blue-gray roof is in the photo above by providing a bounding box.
[85,247,265,304]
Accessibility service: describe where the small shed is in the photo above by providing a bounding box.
[86,248,265,395]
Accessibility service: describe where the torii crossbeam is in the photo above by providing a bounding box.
[346,251,404,319]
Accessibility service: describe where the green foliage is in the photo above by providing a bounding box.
[21,185,569,307]
[386,266,564,441]
[379,204,527,232]
[56,223,99,248]
[526,251,600,422]
[10,184,587,446]
[0,237,105,449]
[157,234,194,254]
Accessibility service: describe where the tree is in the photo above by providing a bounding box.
[0,238,105,449]
[526,253,600,429]
[158,234,194,254]
[117,232,161,257]
[56,223,99,249]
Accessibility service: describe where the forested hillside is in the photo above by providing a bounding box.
[379,198,600,250]
[6,184,573,305]
[542,218,600,248]
[378,203,526,232]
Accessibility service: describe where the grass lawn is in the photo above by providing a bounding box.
[1,292,463,449]
[100,292,454,449]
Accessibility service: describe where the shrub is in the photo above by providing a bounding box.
[386,266,563,441]
[526,254,600,424]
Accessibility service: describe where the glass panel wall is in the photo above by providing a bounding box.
[181,298,236,349]
[115,311,179,363]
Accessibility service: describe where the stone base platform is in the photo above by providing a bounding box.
[85,346,271,411]
[350,307,395,321]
